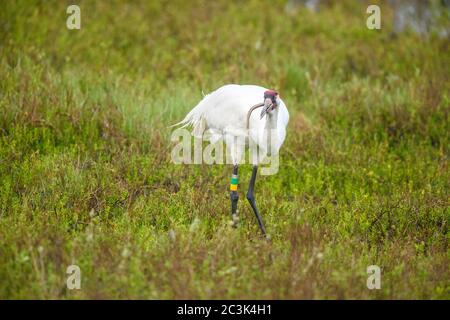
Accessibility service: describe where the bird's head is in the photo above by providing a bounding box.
[260,89,280,119]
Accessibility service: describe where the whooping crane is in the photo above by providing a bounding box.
[172,84,289,236]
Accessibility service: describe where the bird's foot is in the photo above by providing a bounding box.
[231,214,239,228]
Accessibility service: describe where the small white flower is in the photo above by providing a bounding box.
[254,40,261,50]
[168,229,176,241]
[121,248,130,258]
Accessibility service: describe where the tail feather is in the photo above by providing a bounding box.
[168,116,193,129]
[169,93,212,137]
[169,107,201,129]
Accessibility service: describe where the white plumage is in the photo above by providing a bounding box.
[174,84,289,165]
[172,84,290,236]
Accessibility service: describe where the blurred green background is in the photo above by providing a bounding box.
[0,0,448,299]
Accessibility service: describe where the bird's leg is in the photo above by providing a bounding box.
[246,165,267,236]
[230,164,239,227]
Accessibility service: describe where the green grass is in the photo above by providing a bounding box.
[0,0,449,299]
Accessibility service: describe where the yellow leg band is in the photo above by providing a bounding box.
[230,184,238,191]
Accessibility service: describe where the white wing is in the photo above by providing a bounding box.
[173,84,269,135]
[173,84,289,161]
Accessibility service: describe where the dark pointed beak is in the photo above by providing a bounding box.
[260,98,273,119]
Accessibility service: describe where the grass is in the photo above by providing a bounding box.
[0,0,449,299]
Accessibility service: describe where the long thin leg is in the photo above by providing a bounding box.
[230,165,239,227]
[246,165,267,236]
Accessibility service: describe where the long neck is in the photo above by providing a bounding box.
[263,108,280,156]
[265,107,279,131]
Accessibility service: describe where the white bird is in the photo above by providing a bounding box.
[172,84,289,236]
